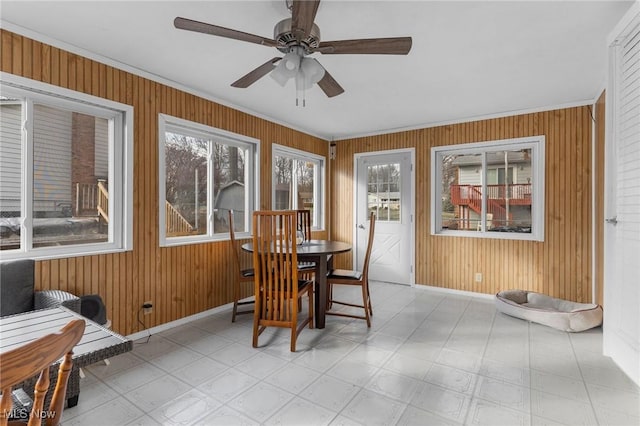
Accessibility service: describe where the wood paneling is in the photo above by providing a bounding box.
[331,108,594,303]
[1,28,597,334]
[1,30,327,335]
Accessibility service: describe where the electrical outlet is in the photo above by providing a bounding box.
[143,301,153,315]
[475,273,483,283]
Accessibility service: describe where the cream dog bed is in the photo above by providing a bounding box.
[495,290,603,332]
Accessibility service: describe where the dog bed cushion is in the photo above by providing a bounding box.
[495,289,602,332]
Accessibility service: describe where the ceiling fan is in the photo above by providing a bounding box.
[174,0,412,102]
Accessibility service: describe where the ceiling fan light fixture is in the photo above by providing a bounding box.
[270,60,291,86]
[175,0,412,101]
[282,51,301,73]
[301,58,325,85]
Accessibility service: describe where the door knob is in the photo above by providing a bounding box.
[358,224,365,229]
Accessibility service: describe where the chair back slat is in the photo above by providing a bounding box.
[253,211,299,323]
[296,209,312,242]
[0,319,85,426]
[362,212,376,279]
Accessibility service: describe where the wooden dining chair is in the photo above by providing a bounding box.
[326,212,376,327]
[296,209,312,242]
[229,210,255,322]
[295,209,316,276]
[252,210,314,352]
[0,319,85,426]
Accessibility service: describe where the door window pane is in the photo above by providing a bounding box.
[367,163,401,222]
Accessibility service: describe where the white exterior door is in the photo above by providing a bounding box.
[603,5,640,387]
[355,150,414,285]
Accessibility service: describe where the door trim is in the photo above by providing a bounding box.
[353,148,416,286]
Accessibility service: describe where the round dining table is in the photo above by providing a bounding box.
[242,239,351,328]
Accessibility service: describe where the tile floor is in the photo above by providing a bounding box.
[62,282,640,425]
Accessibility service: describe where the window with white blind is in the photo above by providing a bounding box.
[0,74,133,260]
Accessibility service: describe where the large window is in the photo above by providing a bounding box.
[272,144,325,229]
[158,115,258,246]
[431,136,545,241]
[0,74,133,260]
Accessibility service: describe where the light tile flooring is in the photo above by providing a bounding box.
[62,282,640,425]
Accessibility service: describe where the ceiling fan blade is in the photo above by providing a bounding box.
[291,0,321,41]
[317,68,344,98]
[174,17,276,47]
[317,37,412,55]
[231,58,282,88]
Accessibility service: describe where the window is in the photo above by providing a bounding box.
[431,136,545,241]
[368,162,401,222]
[158,115,258,246]
[272,144,325,229]
[0,74,133,260]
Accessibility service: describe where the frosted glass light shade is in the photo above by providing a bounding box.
[301,58,325,84]
[270,51,302,86]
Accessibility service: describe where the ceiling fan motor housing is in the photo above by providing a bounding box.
[274,18,321,54]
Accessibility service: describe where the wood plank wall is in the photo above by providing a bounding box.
[0,30,328,335]
[331,108,595,303]
[1,28,598,334]
[595,91,606,306]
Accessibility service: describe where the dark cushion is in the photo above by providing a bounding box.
[80,294,107,325]
[0,259,35,316]
[327,269,362,280]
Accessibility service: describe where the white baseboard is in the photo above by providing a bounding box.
[127,303,233,341]
[127,284,494,341]
[413,283,495,301]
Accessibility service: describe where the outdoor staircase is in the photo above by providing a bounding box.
[466,185,511,225]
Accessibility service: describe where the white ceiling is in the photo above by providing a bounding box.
[0,1,633,140]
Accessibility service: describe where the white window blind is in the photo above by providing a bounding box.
[615,19,640,238]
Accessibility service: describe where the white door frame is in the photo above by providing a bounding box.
[353,148,415,286]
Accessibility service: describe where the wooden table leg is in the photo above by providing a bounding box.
[313,254,328,328]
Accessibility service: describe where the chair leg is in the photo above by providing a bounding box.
[290,327,297,352]
[308,290,314,329]
[252,311,260,348]
[366,279,373,315]
[290,302,297,352]
[361,283,371,327]
[232,280,240,322]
